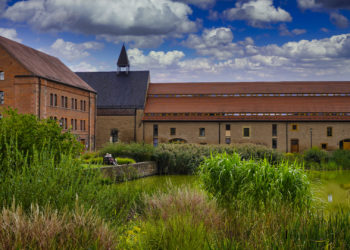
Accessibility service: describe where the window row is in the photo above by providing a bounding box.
[149,93,350,98]
[49,93,87,111]
[146,112,350,117]
[49,117,87,131]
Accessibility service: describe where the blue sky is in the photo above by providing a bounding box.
[1,0,350,82]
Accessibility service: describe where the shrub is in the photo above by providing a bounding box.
[303,147,329,165]
[117,157,136,165]
[0,202,117,250]
[0,108,83,172]
[99,142,154,162]
[199,153,312,209]
[330,149,350,169]
[153,143,283,174]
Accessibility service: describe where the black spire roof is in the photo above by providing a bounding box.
[117,44,130,67]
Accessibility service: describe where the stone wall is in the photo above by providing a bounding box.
[99,161,157,182]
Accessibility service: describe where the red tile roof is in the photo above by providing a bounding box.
[148,82,350,95]
[144,96,350,114]
[0,36,95,93]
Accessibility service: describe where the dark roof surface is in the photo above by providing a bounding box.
[0,35,95,92]
[76,71,150,108]
[117,45,129,67]
[148,82,350,94]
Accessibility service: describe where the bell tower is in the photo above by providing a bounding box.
[117,44,130,75]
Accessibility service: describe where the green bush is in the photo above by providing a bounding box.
[331,149,350,169]
[303,147,329,165]
[0,108,83,172]
[117,157,136,165]
[153,143,283,174]
[99,142,154,162]
[199,152,312,209]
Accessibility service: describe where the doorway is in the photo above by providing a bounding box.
[291,139,299,153]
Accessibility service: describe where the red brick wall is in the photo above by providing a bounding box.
[0,45,96,150]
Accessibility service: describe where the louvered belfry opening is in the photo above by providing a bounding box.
[117,44,130,75]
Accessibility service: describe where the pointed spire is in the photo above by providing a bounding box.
[117,44,130,68]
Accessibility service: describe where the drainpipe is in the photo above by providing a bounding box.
[38,77,41,119]
[218,122,221,144]
[286,122,289,153]
[134,109,137,142]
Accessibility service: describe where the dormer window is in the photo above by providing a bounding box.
[0,71,4,80]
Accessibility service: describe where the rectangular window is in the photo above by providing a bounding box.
[291,124,298,131]
[225,137,231,144]
[153,138,158,147]
[0,91,4,104]
[226,124,230,130]
[153,124,158,137]
[199,128,205,137]
[327,127,333,137]
[272,138,277,149]
[80,120,83,130]
[61,96,64,107]
[75,99,77,110]
[321,143,327,150]
[0,71,4,80]
[71,119,74,130]
[80,100,83,110]
[272,124,277,136]
[170,128,176,135]
[65,97,68,108]
[54,94,57,106]
[71,98,74,109]
[50,93,53,106]
[243,127,250,137]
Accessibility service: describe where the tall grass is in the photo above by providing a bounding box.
[0,202,117,250]
[199,152,312,209]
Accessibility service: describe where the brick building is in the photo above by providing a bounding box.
[0,36,97,150]
[77,45,150,148]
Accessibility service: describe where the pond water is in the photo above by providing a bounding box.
[119,171,350,210]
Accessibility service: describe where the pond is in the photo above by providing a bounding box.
[119,171,350,210]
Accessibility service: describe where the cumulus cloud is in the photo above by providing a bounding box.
[0,28,21,42]
[330,12,349,28]
[128,48,185,68]
[223,0,292,27]
[279,24,307,36]
[129,31,350,82]
[49,39,104,61]
[175,0,215,9]
[2,0,197,45]
[69,62,98,72]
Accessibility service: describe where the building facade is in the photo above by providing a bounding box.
[143,82,350,152]
[0,36,97,149]
[77,45,150,149]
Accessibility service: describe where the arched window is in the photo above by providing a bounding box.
[111,129,118,143]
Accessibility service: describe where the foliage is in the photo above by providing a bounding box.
[153,143,283,174]
[199,152,312,209]
[331,149,350,169]
[303,147,330,165]
[0,202,117,250]
[99,142,154,162]
[0,108,83,172]
[117,157,136,165]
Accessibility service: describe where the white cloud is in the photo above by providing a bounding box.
[98,34,165,49]
[3,0,197,39]
[298,0,350,10]
[297,0,320,9]
[128,32,350,82]
[0,28,21,42]
[49,39,103,61]
[128,48,185,68]
[330,12,349,28]
[69,62,98,72]
[175,0,215,9]
[223,0,292,27]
